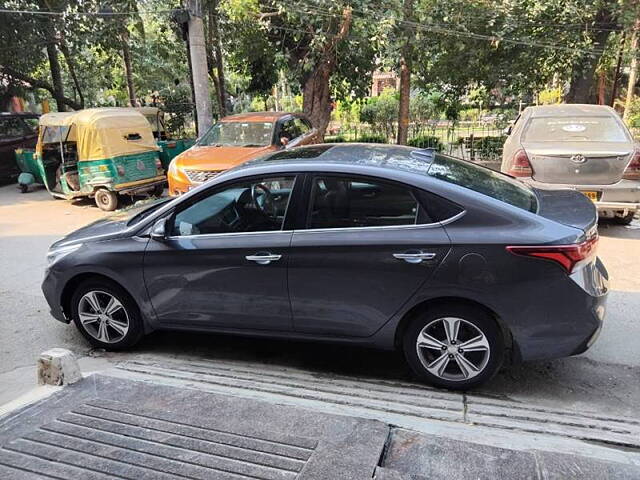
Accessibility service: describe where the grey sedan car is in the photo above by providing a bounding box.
[501,104,640,224]
[43,144,608,389]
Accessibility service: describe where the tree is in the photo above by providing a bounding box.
[396,0,413,145]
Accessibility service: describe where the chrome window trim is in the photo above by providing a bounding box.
[166,230,294,241]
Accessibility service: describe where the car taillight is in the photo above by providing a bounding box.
[623,151,640,180]
[506,149,533,177]
[506,235,598,274]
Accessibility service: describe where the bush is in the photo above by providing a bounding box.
[325,136,347,143]
[474,136,506,159]
[356,134,388,144]
[408,135,443,151]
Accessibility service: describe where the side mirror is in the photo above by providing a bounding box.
[150,218,168,241]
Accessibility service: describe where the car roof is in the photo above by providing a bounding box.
[239,143,436,176]
[220,112,302,123]
[525,104,618,117]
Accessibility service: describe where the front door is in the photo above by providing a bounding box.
[288,174,451,337]
[144,174,299,331]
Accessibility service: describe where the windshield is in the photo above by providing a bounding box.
[126,197,172,225]
[198,121,274,147]
[523,116,629,143]
[428,155,538,212]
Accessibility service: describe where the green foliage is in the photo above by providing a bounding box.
[408,135,443,151]
[474,136,507,159]
[325,135,348,143]
[625,97,640,128]
[538,88,563,105]
[360,89,398,139]
[159,83,194,137]
[356,134,388,144]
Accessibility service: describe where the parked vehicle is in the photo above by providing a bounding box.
[135,107,195,171]
[0,112,39,184]
[42,144,607,389]
[502,104,640,224]
[17,108,166,211]
[168,112,320,196]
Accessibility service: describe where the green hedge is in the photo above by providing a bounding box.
[355,134,388,144]
[407,135,443,151]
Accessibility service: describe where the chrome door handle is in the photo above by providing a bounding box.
[393,252,437,264]
[245,253,282,265]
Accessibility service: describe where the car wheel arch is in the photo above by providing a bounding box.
[60,273,140,324]
[393,296,518,364]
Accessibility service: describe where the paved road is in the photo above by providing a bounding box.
[1,182,640,418]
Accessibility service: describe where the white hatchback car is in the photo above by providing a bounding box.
[501,104,640,224]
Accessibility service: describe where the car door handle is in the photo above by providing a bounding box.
[393,252,437,264]
[245,253,282,265]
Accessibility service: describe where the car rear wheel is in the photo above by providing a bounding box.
[70,280,143,350]
[403,305,504,390]
[94,188,118,211]
[613,212,635,225]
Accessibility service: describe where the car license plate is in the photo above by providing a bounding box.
[581,191,599,202]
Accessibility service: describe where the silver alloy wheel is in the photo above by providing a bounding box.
[78,290,129,344]
[415,317,490,381]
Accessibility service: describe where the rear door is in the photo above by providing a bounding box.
[287,174,451,337]
[521,115,635,185]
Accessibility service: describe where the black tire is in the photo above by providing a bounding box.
[403,304,504,390]
[70,279,143,350]
[94,188,119,211]
[19,184,28,193]
[613,212,635,225]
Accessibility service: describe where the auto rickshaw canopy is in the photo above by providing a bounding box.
[38,108,159,162]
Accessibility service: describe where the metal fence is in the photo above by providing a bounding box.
[326,120,507,170]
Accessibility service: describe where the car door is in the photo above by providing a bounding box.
[143,174,300,331]
[287,174,451,337]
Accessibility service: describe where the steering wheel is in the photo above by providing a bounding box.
[251,183,276,218]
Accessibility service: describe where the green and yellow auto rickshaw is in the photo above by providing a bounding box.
[136,106,195,171]
[18,108,166,211]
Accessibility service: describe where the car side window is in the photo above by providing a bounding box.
[307,176,419,229]
[171,175,296,236]
[280,119,301,140]
[294,118,310,135]
[0,118,29,138]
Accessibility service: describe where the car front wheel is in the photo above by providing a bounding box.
[70,280,143,349]
[403,305,504,390]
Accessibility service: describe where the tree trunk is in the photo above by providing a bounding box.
[301,8,353,138]
[624,20,640,121]
[45,41,66,112]
[397,0,414,145]
[59,39,84,109]
[597,71,607,105]
[0,65,81,110]
[210,0,227,117]
[121,29,137,107]
[566,5,616,103]
[186,0,214,135]
[610,31,626,106]
[302,64,333,136]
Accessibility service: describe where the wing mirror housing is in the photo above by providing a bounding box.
[150,218,168,241]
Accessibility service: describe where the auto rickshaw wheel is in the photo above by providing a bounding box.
[94,188,119,211]
[19,184,28,194]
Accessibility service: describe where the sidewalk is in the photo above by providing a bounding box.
[1,359,639,479]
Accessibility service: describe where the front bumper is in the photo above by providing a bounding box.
[42,269,69,324]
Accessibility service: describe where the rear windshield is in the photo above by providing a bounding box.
[428,156,538,213]
[523,116,628,143]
